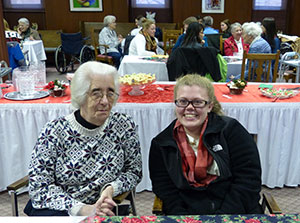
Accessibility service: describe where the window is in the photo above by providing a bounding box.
[131,0,169,8]
[253,0,286,10]
[3,0,44,9]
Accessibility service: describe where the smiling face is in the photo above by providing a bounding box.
[80,74,116,126]
[232,26,242,41]
[108,20,116,30]
[175,85,213,138]
[18,22,29,32]
[146,24,156,37]
[220,22,228,32]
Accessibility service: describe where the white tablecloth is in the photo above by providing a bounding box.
[118,55,169,81]
[1,83,300,192]
[22,40,47,63]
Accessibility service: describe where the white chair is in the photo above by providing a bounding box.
[278,52,300,82]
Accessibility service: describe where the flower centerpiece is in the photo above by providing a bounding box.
[227,79,247,95]
[45,79,67,97]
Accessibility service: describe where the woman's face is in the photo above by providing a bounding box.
[175,85,213,137]
[146,24,156,37]
[18,22,29,32]
[220,22,228,32]
[242,32,253,44]
[232,27,242,41]
[108,20,116,30]
[199,29,204,41]
[80,74,117,126]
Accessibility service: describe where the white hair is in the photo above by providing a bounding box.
[242,22,262,38]
[18,17,29,26]
[203,16,213,27]
[103,15,116,26]
[71,61,119,109]
[230,22,242,34]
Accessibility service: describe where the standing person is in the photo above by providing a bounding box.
[261,17,280,54]
[149,74,262,215]
[220,19,231,38]
[25,61,142,216]
[99,15,123,69]
[17,17,41,41]
[224,22,249,57]
[172,16,198,51]
[129,19,163,56]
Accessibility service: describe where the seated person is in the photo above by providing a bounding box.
[149,74,262,215]
[172,16,198,51]
[181,22,205,48]
[145,11,162,42]
[224,22,249,57]
[261,17,280,54]
[99,15,123,68]
[202,16,218,47]
[220,19,231,38]
[130,15,145,36]
[129,19,163,56]
[17,18,41,41]
[242,22,272,81]
[25,61,142,216]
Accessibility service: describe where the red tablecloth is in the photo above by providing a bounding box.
[1,84,300,104]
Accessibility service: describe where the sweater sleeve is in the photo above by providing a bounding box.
[28,123,82,211]
[149,138,189,215]
[215,119,262,214]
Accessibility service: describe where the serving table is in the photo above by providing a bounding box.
[0,82,300,193]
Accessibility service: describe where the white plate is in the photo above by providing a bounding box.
[4,91,49,101]
[259,88,299,99]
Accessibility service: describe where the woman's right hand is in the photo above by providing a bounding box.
[95,186,117,216]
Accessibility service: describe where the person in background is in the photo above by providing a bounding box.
[220,19,231,38]
[130,15,146,36]
[172,16,198,51]
[195,15,203,25]
[25,61,142,216]
[129,19,163,56]
[261,17,281,54]
[3,18,11,31]
[242,22,272,81]
[17,18,41,41]
[181,22,205,48]
[203,16,218,35]
[99,15,123,69]
[146,11,163,42]
[224,22,249,57]
[149,74,262,215]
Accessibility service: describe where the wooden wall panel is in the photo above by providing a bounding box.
[3,11,45,30]
[286,0,300,36]
[0,0,9,63]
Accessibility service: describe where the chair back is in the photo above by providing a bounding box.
[61,32,84,55]
[163,29,182,55]
[219,35,227,55]
[205,33,223,53]
[123,35,135,56]
[241,50,280,82]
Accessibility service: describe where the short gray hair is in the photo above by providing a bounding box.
[203,16,213,27]
[103,15,116,26]
[18,17,29,26]
[71,61,119,109]
[242,22,262,38]
[230,22,242,34]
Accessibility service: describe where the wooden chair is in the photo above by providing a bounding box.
[219,35,227,55]
[7,175,137,216]
[241,50,280,82]
[90,27,113,65]
[152,192,282,215]
[162,29,182,55]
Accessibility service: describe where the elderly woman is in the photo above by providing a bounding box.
[129,19,163,56]
[242,22,272,81]
[149,74,262,215]
[17,17,40,41]
[224,22,249,57]
[99,15,123,68]
[25,61,142,216]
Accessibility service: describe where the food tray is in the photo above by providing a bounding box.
[259,88,299,99]
[4,91,49,101]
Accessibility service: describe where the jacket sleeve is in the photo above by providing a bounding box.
[216,119,262,214]
[224,39,234,56]
[149,138,189,215]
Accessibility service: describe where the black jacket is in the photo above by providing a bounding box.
[149,112,262,215]
[167,46,222,81]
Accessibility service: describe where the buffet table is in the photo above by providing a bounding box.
[118,55,169,81]
[1,214,300,222]
[1,82,300,192]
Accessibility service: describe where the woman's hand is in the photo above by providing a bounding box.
[95,186,117,216]
[78,204,96,216]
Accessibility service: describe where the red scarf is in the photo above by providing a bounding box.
[173,118,217,187]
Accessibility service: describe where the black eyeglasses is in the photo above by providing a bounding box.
[89,90,119,102]
[175,98,210,108]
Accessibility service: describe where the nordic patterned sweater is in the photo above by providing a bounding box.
[28,111,142,211]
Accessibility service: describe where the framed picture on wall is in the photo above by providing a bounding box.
[202,0,224,13]
[69,0,103,11]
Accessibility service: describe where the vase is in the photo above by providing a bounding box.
[50,89,65,97]
[228,87,244,95]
